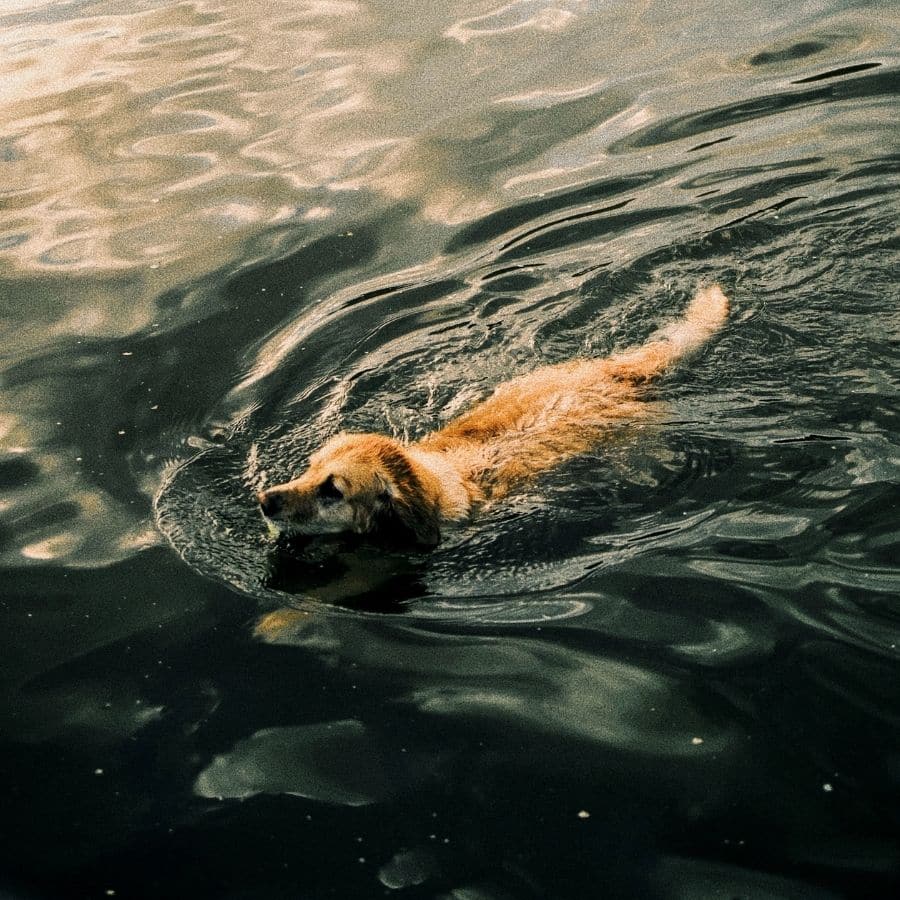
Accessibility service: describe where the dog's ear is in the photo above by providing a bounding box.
[376,445,441,548]
[386,489,441,548]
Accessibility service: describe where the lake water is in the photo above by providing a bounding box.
[1,1,898,897]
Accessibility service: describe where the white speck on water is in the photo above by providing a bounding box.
[823,783,833,792]
[94,768,104,775]
[577,810,590,819]
[691,737,704,745]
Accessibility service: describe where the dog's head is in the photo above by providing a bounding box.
[257,432,441,547]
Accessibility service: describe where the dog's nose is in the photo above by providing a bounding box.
[257,490,282,518]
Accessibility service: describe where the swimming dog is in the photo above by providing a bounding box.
[257,284,729,546]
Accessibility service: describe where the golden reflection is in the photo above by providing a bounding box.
[0,0,387,288]
[445,0,583,44]
[253,606,311,641]
[0,0,635,305]
[1,0,884,310]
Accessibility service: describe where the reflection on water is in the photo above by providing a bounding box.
[1,1,898,898]
[195,718,433,805]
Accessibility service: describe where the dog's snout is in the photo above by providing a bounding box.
[257,490,282,518]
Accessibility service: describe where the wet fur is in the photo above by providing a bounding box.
[258,284,729,546]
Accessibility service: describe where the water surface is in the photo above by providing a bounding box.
[1,1,898,897]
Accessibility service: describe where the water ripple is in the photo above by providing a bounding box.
[609,67,898,153]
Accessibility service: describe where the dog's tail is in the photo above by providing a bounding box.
[606,284,729,383]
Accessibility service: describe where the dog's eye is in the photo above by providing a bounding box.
[317,476,344,503]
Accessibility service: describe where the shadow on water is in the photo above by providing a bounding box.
[262,535,429,613]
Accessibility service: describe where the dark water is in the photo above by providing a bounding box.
[1,1,898,897]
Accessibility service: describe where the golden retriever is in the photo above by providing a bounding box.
[257,284,729,546]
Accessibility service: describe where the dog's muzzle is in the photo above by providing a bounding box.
[257,490,282,519]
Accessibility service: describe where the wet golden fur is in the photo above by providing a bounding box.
[257,284,729,546]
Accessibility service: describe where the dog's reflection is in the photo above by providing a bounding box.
[261,532,429,613]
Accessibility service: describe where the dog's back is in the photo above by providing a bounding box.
[418,284,729,498]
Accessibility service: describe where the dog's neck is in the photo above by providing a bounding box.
[406,446,476,521]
